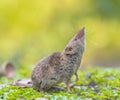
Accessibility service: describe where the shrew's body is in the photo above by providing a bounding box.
[31,27,86,92]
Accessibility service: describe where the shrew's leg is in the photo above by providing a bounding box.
[64,78,71,93]
[66,82,71,93]
[75,72,79,82]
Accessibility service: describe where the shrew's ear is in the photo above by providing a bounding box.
[74,27,85,40]
[64,46,73,55]
[65,47,73,52]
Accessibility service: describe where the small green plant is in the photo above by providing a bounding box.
[0,67,120,100]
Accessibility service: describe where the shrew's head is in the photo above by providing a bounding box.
[64,27,86,56]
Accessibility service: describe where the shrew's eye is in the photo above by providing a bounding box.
[74,38,77,41]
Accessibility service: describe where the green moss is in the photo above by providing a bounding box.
[0,67,120,99]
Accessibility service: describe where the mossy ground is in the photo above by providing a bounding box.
[0,67,120,100]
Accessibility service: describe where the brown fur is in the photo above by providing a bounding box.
[31,27,86,92]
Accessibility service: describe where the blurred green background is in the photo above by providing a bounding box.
[0,0,120,67]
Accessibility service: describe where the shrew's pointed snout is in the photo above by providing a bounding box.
[75,27,85,40]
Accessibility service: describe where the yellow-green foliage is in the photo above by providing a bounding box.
[0,0,120,66]
[1,67,120,99]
